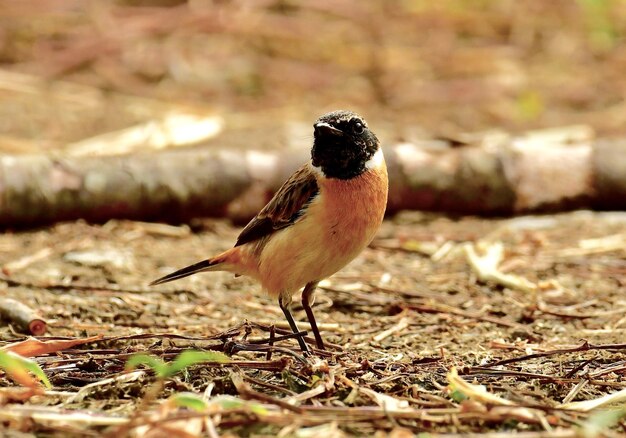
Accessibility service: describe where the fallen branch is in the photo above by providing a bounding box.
[0,133,625,227]
[484,341,626,368]
[0,149,253,227]
[402,302,537,339]
[0,298,47,335]
[0,273,192,295]
[1,248,53,275]
[231,372,303,413]
[464,368,626,389]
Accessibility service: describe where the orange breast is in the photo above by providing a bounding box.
[317,165,388,255]
[256,162,388,297]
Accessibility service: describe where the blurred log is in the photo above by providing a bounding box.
[384,127,614,215]
[593,140,626,210]
[0,150,253,227]
[386,139,624,214]
[0,132,625,228]
[0,298,47,335]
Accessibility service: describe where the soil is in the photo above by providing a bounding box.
[1,211,625,436]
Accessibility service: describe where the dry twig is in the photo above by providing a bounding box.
[0,298,47,335]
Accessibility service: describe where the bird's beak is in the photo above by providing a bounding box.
[314,122,343,136]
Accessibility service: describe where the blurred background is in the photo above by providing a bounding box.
[1,0,626,151]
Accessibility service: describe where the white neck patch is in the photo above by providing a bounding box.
[365,147,384,170]
[309,161,325,178]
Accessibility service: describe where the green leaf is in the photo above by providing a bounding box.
[212,395,268,415]
[125,350,229,379]
[214,396,246,410]
[18,356,52,389]
[449,389,468,403]
[0,350,51,389]
[125,354,167,377]
[248,402,269,416]
[166,350,230,377]
[169,393,209,412]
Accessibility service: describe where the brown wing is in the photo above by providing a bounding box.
[235,165,319,247]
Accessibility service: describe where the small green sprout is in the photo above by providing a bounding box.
[126,350,230,379]
[0,350,51,389]
[167,392,268,415]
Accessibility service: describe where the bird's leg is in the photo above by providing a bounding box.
[279,295,310,354]
[302,281,325,350]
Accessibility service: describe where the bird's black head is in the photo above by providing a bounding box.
[311,110,380,180]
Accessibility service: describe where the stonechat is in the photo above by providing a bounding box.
[151,110,388,353]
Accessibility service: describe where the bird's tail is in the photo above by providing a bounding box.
[149,250,233,286]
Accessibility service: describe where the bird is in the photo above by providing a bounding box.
[150,110,388,354]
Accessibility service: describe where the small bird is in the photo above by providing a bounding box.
[151,110,388,353]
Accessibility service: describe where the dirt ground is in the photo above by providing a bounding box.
[1,211,625,436]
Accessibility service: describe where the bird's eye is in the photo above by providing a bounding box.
[353,121,364,134]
